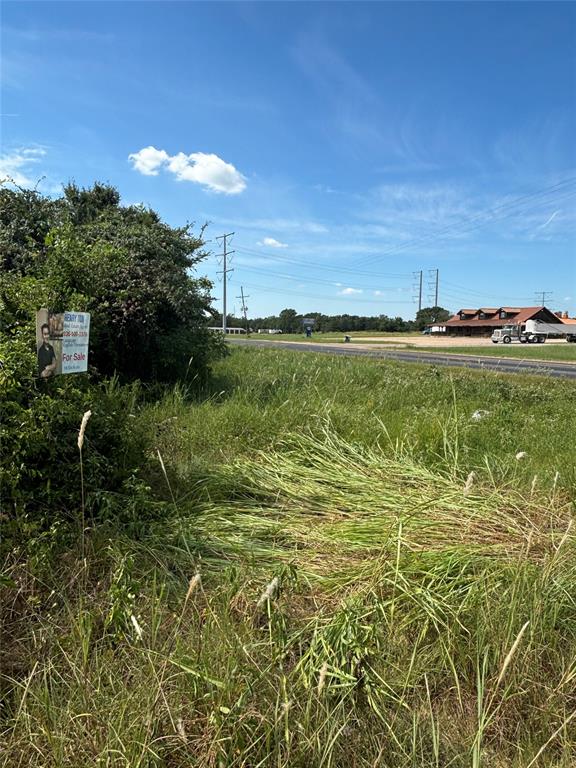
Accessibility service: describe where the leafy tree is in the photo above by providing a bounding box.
[0,184,64,274]
[278,308,301,333]
[414,306,451,331]
[63,181,120,225]
[0,182,225,383]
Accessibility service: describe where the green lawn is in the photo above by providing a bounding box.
[431,343,576,361]
[249,330,420,342]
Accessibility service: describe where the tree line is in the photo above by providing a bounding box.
[213,306,451,333]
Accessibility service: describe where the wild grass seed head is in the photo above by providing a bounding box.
[78,410,92,450]
[185,573,201,604]
[464,471,475,496]
[257,576,279,609]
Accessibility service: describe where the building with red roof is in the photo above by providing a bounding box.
[443,306,567,336]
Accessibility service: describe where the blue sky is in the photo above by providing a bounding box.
[2,1,575,319]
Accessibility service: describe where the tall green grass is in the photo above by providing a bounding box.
[150,347,576,491]
[2,348,575,767]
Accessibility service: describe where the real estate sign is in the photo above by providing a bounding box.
[36,310,90,378]
[62,312,91,373]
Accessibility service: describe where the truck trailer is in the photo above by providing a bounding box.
[491,319,576,344]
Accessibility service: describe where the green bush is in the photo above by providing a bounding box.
[0,182,226,384]
[0,180,225,552]
[0,325,169,559]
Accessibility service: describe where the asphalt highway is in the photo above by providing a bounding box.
[228,339,576,380]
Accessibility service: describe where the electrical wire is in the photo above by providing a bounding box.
[231,261,411,295]
[210,178,575,314]
[233,244,412,278]
[227,277,414,304]
[349,177,576,268]
[441,281,541,302]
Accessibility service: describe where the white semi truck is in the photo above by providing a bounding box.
[491,319,576,344]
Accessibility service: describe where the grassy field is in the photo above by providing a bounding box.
[244,333,576,362]
[430,344,576,362]
[248,330,420,342]
[3,348,576,767]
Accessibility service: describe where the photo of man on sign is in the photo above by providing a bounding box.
[36,310,63,378]
[36,309,90,378]
[37,322,57,378]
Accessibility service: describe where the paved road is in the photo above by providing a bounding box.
[229,339,576,380]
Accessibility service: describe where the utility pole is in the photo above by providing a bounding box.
[412,270,423,312]
[216,232,235,333]
[237,286,250,335]
[427,268,439,306]
[535,291,553,307]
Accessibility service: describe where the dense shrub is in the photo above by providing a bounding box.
[0,185,65,274]
[0,181,226,552]
[0,182,226,383]
[0,328,165,556]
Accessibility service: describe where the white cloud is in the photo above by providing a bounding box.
[257,237,288,248]
[564,296,572,302]
[128,146,169,176]
[339,287,363,295]
[0,147,46,187]
[129,145,246,194]
[168,152,246,194]
[373,290,383,296]
[22,147,46,156]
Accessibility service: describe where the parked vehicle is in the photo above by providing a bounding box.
[491,320,576,344]
[422,325,446,335]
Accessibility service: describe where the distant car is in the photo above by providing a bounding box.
[421,328,432,335]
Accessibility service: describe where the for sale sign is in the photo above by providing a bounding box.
[36,310,91,378]
[62,312,90,374]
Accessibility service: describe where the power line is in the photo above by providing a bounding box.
[441,280,546,303]
[234,244,411,279]
[228,278,415,305]
[352,178,576,268]
[348,176,576,268]
[228,179,575,305]
[233,261,410,294]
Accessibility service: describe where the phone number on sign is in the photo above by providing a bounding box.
[63,330,89,337]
